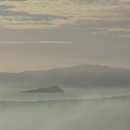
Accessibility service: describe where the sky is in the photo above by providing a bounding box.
[0,0,130,72]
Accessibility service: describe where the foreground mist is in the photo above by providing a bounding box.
[0,96,130,130]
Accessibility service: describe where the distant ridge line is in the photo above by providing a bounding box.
[0,64,130,73]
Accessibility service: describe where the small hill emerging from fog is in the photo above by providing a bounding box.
[23,86,64,93]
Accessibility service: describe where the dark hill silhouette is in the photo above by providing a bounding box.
[0,64,130,88]
[23,86,64,93]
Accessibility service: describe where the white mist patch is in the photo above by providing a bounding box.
[0,96,130,130]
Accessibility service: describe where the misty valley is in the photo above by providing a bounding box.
[0,65,130,130]
[0,0,130,129]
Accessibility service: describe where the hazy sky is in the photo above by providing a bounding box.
[0,0,130,72]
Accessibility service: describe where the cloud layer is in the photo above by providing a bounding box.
[0,0,130,34]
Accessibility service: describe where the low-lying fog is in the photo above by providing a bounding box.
[1,87,130,130]
[0,95,130,130]
[0,87,130,101]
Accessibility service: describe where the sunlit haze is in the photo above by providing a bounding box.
[0,0,130,72]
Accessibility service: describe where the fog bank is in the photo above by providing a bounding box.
[0,96,130,130]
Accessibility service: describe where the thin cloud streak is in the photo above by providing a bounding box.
[0,41,73,44]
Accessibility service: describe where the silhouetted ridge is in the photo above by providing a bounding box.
[23,86,64,93]
[1,64,130,88]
